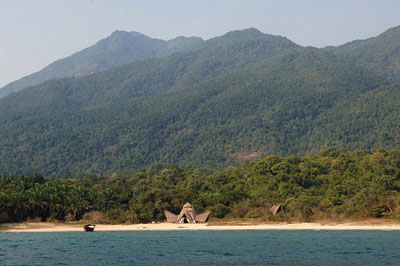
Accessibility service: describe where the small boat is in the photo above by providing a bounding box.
[83,224,96,232]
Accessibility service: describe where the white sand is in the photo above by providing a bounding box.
[3,222,400,232]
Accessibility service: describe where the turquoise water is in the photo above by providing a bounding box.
[1,230,400,265]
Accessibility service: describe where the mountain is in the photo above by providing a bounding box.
[0,28,298,112]
[308,83,400,151]
[325,25,400,81]
[2,26,393,176]
[0,31,204,98]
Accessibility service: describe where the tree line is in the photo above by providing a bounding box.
[1,148,400,224]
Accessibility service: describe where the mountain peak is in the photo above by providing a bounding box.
[109,30,153,41]
[111,29,127,35]
[205,27,298,50]
[238,27,263,33]
[222,27,264,39]
[0,30,201,98]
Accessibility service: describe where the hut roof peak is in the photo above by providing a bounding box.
[183,202,193,208]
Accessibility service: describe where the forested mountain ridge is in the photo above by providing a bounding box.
[0,30,204,98]
[308,83,400,151]
[1,27,400,176]
[325,25,400,81]
[0,28,298,112]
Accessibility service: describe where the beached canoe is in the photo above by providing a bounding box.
[83,224,96,232]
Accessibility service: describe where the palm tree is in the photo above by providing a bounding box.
[99,189,118,211]
[124,204,142,224]
[9,191,30,221]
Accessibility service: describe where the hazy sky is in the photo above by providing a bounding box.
[1,0,400,88]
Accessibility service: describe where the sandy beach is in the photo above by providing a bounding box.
[3,221,400,233]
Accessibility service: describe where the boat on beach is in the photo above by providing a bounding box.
[83,224,96,232]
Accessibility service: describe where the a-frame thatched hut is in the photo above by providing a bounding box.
[177,202,197,223]
[165,202,211,223]
[269,204,284,215]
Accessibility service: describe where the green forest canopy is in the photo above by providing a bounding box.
[1,26,400,176]
[2,148,400,223]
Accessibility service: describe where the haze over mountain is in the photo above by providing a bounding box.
[1,26,400,176]
[0,31,204,98]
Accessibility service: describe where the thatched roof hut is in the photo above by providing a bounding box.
[164,202,211,223]
[270,204,284,215]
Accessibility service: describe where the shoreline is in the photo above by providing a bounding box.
[3,221,400,232]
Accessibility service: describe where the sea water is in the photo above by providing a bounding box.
[1,230,400,265]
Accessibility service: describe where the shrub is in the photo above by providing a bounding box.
[65,213,76,222]
[0,212,11,223]
[211,204,230,218]
[82,211,107,223]
[369,204,388,218]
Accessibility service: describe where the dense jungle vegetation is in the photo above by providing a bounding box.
[2,148,400,223]
[0,28,302,175]
[3,26,400,176]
